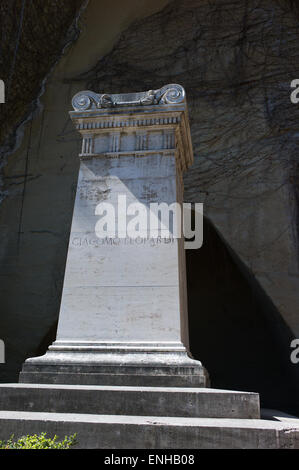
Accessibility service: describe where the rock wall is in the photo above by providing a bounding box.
[0,0,299,412]
[0,0,86,198]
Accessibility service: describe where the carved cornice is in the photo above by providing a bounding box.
[72,84,185,111]
[70,84,194,173]
[74,114,181,132]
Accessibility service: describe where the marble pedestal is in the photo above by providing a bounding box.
[20,84,207,386]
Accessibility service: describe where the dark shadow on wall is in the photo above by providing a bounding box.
[186,216,299,416]
[35,321,58,359]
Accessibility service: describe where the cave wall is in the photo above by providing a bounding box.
[0,0,86,189]
[0,0,298,408]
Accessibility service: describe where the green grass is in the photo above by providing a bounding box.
[0,432,77,449]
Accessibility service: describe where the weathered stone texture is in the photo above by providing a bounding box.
[0,0,86,193]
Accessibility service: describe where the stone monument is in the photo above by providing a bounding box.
[20,84,207,387]
[0,84,297,449]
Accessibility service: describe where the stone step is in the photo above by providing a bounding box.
[0,384,259,419]
[19,362,207,387]
[0,411,298,448]
[19,370,207,388]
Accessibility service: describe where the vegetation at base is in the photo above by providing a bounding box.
[0,432,77,449]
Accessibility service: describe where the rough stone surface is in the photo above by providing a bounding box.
[0,0,86,197]
[0,384,260,419]
[0,411,298,448]
[19,367,207,388]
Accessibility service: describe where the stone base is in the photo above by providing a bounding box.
[19,341,208,387]
[14,341,299,448]
[0,382,297,448]
[0,384,260,419]
[0,411,298,449]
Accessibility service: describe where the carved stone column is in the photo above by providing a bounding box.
[20,84,207,387]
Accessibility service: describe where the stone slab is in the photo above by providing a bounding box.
[57,286,182,342]
[0,384,260,419]
[19,371,206,387]
[0,411,298,448]
[261,409,299,424]
[19,361,207,387]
